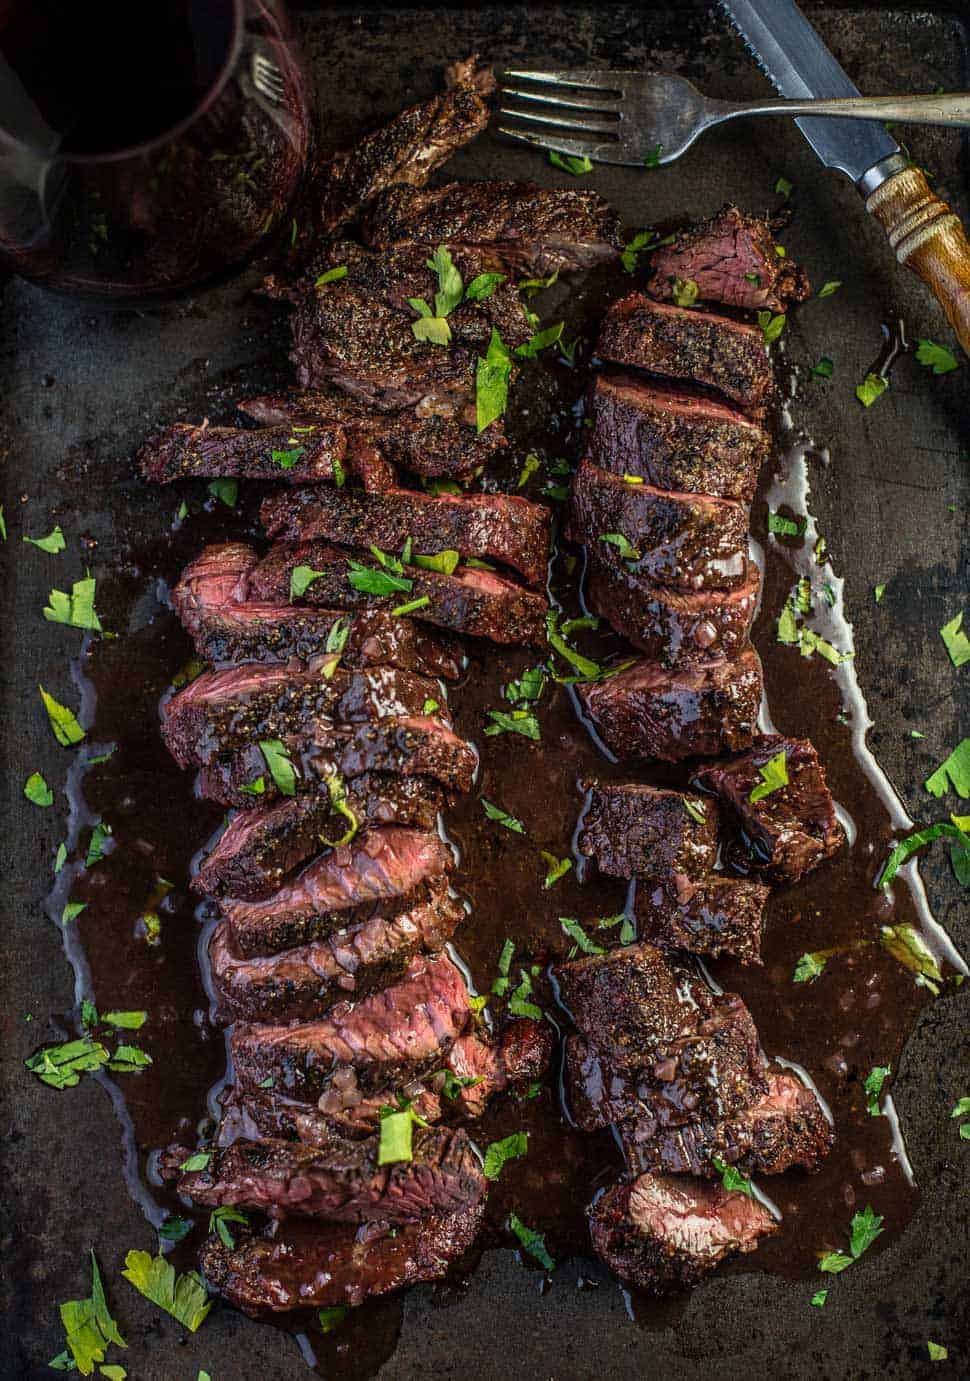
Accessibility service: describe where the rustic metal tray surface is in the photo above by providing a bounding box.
[2,4,968,1378]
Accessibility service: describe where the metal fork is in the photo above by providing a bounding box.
[251,50,286,104]
[499,71,970,167]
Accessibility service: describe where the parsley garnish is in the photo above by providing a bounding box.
[863,1065,890,1116]
[259,740,298,796]
[508,969,543,1020]
[122,1250,212,1332]
[209,1205,248,1249]
[541,852,572,888]
[347,558,412,598]
[24,772,53,807]
[180,1151,212,1171]
[48,1250,126,1375]
[560,916,604,955]
[377,1100,428,1165]
[856,373,888,407]
[390,594,430,617]
[757,311,786,344]
[481,798,525,834]
[207,478,238,508]
[643,144,663,167]
[85,820,111,867]
[817,280,841,298]
[26,1037,109,1089]
[485,709,540,740]
[877,819,969,887]
[620,229,657,273]
[315,265,348,286]
[811,356,834,378]
[465,271,507,301]
[951,1096,970,1140]
[509,1213,554,1269]
[597,912,635,944]
[321,772,358,847]
[927,1342,948,1362]
[549,151,593,175]
[271,446,305,470]
[482,1132,528,1179]
[767,510,805,538]
[818,1205,883,1273]
[774,176,793,198]
[413,548,460,575]
[712,1156,754,1197]
[671,277,698,307]
[476,330,513,433]
[749,750,789,803]
[811,1289,828,1307]
[880,923,943,993]
[683,798,706,825]
[915,339,959,375]
[24,525,66,553]
[924,738,970,797]
[940,611,970,668]
[599,531,640,562]
[158,1217,192,1243]
[492,938,515,996]
[793,952,827,984]
[319,1306,348,1333]
[44,575,103,632]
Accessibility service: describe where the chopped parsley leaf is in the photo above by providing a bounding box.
[476,329,513,433]
[289,564,323,599]
[321,772,358,847]
[481,798,525,834]
[121,1249,212,1332]
[597,912,635,944]
[239,776,266,796]
[508,969,543,1020]
[811,356,834,378]
[915,339,959,375]
[549,151,593,175]
[318,1306,348,1333]
[62,901,87,925]
[209,1205,248,1249]
[749,750,789,803]
[775,176,793,198]
[514,321,565,359]
[85,820,111,867]
[856,373,888,407]
[767,510,805,538]
[599,531,640,561]
[259,740,298,796]
[924,738,970,798]
[560,916,604,955]
[517,453,541,489]
[465,271,507,301]
[541,851,572,888]
[671,277,698,307]
[811,1289,828,1307]
[509,1212,554,1269]
[880,923,943,992]
[346,559,412,598]
[26,1037,108,1089]
[504,667,546,704]
[620,229,657,273]
[757,310,786,344]
[940,611,970,668]
[485,708,540,740]
[24,525,66,553]
[180,1152,212,1172]
[271,446,304,470]
[712,1156,754,1197]
[877,819,970,887]
[643,143,663,168]
[794,951,827,984]
[207,478,238,508]
[24,772,53,807]
[863,1064,890,1116]
[158,1216,192,1243]
[314,265,348,286]
[683,798,706,825]
[874,583,886,602]
[377,1101,427,1165]
[927,1342,948,1362]
[817,280,842,298]
[49,1250,126,1374]
[390,594,430,617]
[413,548,460,575]
[44,575,103,632]
[482,1131,528,1180]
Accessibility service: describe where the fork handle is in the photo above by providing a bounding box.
[715,92,970,125]
[864,165,970,357]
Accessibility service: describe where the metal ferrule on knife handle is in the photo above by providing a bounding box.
[865,164,970,356]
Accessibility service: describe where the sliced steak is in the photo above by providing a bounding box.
[313,56,495,235]
[362,178,621,273]
[427,1018,554,1120]
[565,994,766,1132]
[554,943,714,1070]
[620,1071,833,1177]
[230,952,472,1101]
[260,486,551,588]
[201,1204,485,1314]
[236,387,506,481]
[196,714,478,805]
[221,826,453,957]
[251,540,547,645]
[577,646,763,763]
[589,1173,776,1293]
[161,661,442,770]
[208,885,463,1022]
[578,783,719,894]
[634,876,770,966]
[596,294,773,410]
[694,734,845,883]
[569,460,750,592]
[587,372,768,503]
[136,421,384,490]
[584,550,761,667]
[181,1126,484,1225]
[647,205,810,313]
[195,774,445,899]
[173,542,463,678]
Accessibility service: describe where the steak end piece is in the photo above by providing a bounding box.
[589,1172,776,1292]
[620,1071,834,1178]
[569,459,750,592]
[578,646,763,763]
[694,734,845,883]
[647,205,811,314]
[362,178,622,274]
[201,1203,485,1314]
[596,294,773,410]
[181,1125,485,1225]
[579,782,719,895]
[634,875,770,966]
[584,550,761,667]
[587,371,769,503]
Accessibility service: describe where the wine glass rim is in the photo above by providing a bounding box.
[23,0,246,168]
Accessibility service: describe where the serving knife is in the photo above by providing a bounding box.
[720,0,970,354]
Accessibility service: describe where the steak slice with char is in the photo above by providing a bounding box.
[647,205,811,313]
[236,387,506,481]
[587,372,769,502]
[577,646,763,763]
[208,884,463,1021]
[569,460,750,592]
[314,56,495,235]
[195,774,445,899]
[181,1126,484,1224]
[161,661,442,770]
[634,876,770,965]
[694,734,845,883]
[218,1018,551,1143]
[196,714,478,805]
[136,421,393,491]
[261,486,550,588]
[620,1071,833,1177]
[200,1204,485,1314]
[554,943,714,1071]
[579,783,719,895]
[588,1173,776,1293]
[230,953,471,1101]
[173,542,462,678]
[251,540,547,645]
[584,549,761,667]
[596,294,773,410]
[362,179,621,273]
[222,826,453,957]
[564,994,767,1132]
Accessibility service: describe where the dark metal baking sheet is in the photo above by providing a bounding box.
[2,4,968,1377]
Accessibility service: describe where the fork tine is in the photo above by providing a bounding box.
[500,85,620,115]
[502,68,623,94]
[499,105,620,138]
[497,126,605,160]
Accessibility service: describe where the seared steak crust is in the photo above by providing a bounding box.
[362,178,621,274]
[137,421,362,488]
[569,459,750,592]
[694,734,845,883]
[579,783,719,894]
[251,540,547,645]
[596,294,773,410]
[647,205,810,313]
[588,1173,776,1293]
[634,876,770,966]
[577,646,763,763]
[260,485,551,589]
[587,372,768,502]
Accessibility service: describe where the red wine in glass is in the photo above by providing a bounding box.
[0,0,313,299]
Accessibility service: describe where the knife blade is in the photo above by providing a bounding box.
[719,0,907,190]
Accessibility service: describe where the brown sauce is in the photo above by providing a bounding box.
[39,257,964,1374]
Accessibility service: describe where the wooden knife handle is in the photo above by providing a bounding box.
[866,164,970,356]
